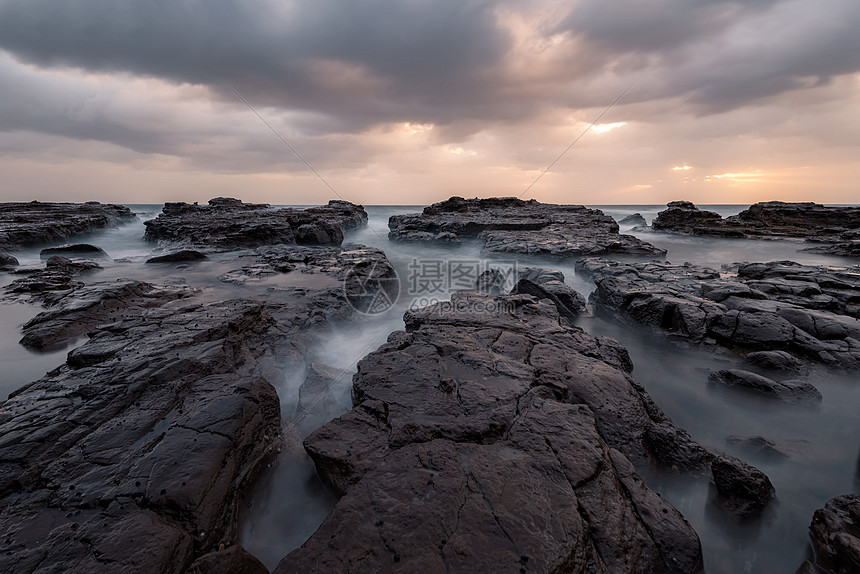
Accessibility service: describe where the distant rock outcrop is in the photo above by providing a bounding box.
[143,198,367,249]
[388,196,666,257]
[0,201,135,253]
[653,201,860,257]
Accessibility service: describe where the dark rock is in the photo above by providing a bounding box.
[4,256,101,304]
[745,350,808,375]
[296,363,344,428]
[0,252,18,268]
[294,221,344,245]
[709,369,821,405]
[511,268,586,318]
[19,280,197,351]
[711,455,775,519]
[0,243,398,573]
[388,196,666,257]
[806,494,860,574]
[653,202,727,235]
[186,545,269,574]
[475,268,507,294]
[40,243,108,259]
[0,201,135,252]
[618,213,647,227]
[653,201,860,255]
[577,257,860,372]
[146,250,208,263]
[278,292,716,573]
[144,198,366,249]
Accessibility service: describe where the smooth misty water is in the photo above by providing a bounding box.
[0,204,858,573]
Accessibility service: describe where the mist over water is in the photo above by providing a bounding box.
[0,204,857,572]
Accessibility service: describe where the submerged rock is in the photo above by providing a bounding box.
[388,196,666,257]
[277,292,737,573]
[143,198,367,249]
[40,243,108,259]
[0,201,135,252]
[708,369,822,406]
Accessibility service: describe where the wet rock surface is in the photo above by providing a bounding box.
[801,494,860,574]
[0,242,397,573]
[40,244,109,259]
[278,292,726,573]
[710,455,775,520]
[5,256,101,304]
[388,196,666,257]
[0,252,18,268]
[143,197,367,249]
[576,258,860,372]
[146,250,209,263]
[0,201,135,252]
[652,201,860,256]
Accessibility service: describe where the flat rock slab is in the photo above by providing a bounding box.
[277,292,729,573]
[576,258,860,372]
[708,369,822,406]
[40,244,108,259]
[388,196,666,257]
[143,197,367,249]
[653,201,860,256]
[0,201,135,252]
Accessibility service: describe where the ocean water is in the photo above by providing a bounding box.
[1,204,858,573]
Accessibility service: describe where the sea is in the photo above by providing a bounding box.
[1,204,858,573]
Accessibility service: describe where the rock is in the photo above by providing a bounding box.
[805,494,860,574]
[0,243,398,573]
[277,292,718,573]
[388,196,666,257]
[0,300,282,573]
[577,257,860,372]
[186,545,269,574]
[711,455,775,520]
[510,268,586,318]
[618,213,647,227]
[146,250,209,263]
[4,256,101,305]
[709,369,821,405]
[475,268,507,295]
[745,350,808,375]
[0,201,135,252]
[144,198,366,249]
[652,201,860,255]
[19,280,197,351]
[294,221,344,245]
[652,202,728,236]
[0,252,19,268]
[40,244,108,259]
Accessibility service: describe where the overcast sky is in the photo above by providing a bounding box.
[0,0,857,206]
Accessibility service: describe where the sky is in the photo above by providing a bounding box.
[0,0,858,206]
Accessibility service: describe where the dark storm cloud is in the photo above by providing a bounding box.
[0,0,511,129]
[561,0,860,112]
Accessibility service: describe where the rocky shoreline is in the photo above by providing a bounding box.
[0,197,858,573]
